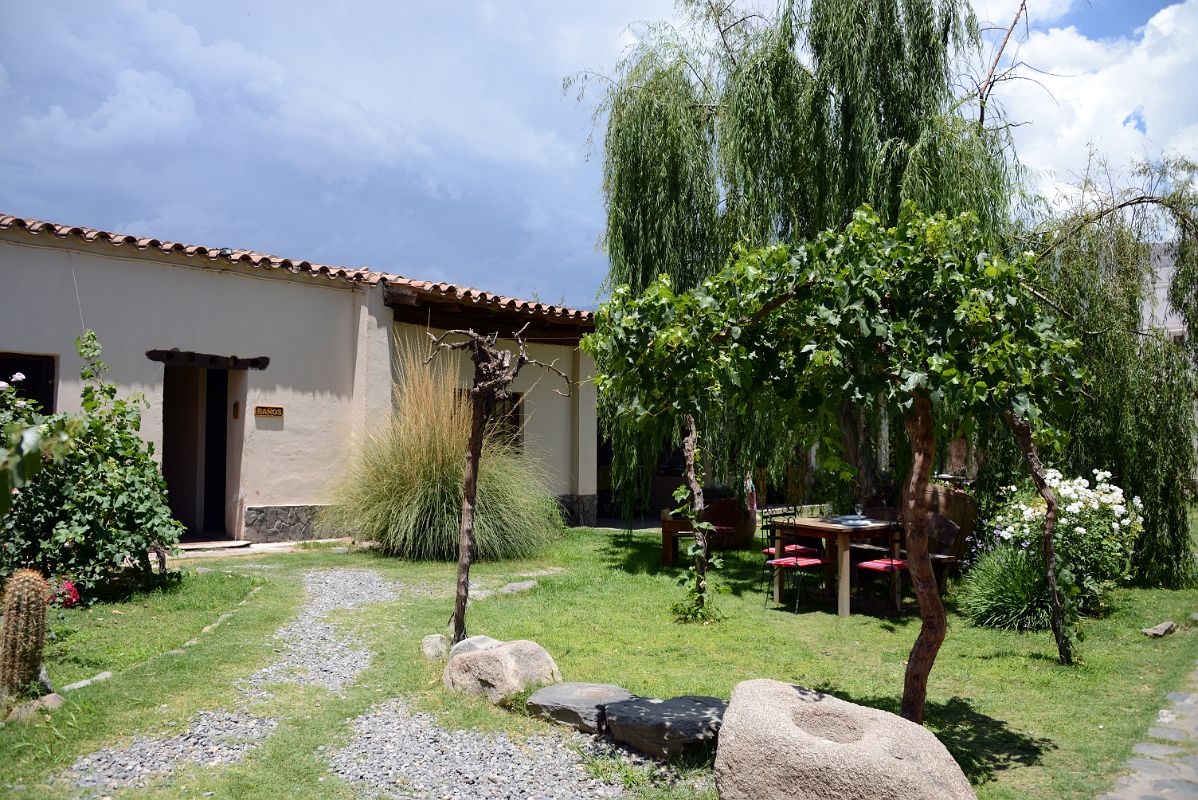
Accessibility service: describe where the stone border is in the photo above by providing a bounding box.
[242,505,326,542]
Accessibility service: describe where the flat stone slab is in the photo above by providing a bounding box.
[527,682,635,734]
[449,635,502,660]
[499,580,537,594]
[1144,621,1179,637]
[605,695,727,760]
[61,671,113,693]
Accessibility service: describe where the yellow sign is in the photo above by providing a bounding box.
[254,405,284,418]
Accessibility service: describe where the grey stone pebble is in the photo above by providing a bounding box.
[63,568,402,794]
[328,699,626,799]
[65,710,277,791]
[244,569,399,695]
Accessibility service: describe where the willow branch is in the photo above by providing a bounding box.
[978,0,1026,128]
[1035,195,1197,262]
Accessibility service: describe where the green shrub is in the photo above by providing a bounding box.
[983,470,1141,614]
[958,545,1053,631]
[1,332,183,590]
[318,340,563,560]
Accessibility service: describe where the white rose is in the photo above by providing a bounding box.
[0,381,7,390]
[11,372,25,382]
[14,400,26,409]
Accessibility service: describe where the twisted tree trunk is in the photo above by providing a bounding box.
[1005,413,1073,665]
[682,414,708,607]
[900,392,946,723]
[450,391,489,644]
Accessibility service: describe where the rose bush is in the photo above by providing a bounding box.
[961,470,1142,629]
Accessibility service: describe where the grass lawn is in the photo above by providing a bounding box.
[1,527,1196,799]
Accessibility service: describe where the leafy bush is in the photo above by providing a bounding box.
[318,339,563,560]
[1,332,183,589]
[962,469,1142,627]
[958,545,1053,631]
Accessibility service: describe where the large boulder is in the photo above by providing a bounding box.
[443,640,561,703]
[714,679,975,800]
[527,682,636,734]
[605,695,726,759]
[449,635,502,660]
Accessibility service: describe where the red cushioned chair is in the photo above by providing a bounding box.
[766,554,833,612]
[856,557,907,612]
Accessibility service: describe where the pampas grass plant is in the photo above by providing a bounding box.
[318,338,563,561]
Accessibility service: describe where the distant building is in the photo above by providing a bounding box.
[1144,244,1185,340]
[0,214,597,541]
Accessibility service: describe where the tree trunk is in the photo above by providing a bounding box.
[682,414,707,607]
[839,397,881,505]
[1005,413,1073,665]
[450,392,489,644]
[900,392,946,724]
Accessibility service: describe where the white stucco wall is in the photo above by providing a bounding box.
[0,234,369,524]
[391,324,596,499]
[1,230,595,537]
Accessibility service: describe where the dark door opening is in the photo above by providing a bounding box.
[162,365,229,540]
[0,353,56,413]
[203,369,228,537]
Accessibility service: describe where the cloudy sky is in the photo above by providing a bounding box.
[0,1,1194,309]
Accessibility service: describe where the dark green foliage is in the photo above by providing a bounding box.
[579,0,1016,513]
[1040,165,1198,588]
[0,568,48,701]
[959,545,1053,631]
[1,333,182,589]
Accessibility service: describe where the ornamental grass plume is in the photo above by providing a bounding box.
[318,337,563,561]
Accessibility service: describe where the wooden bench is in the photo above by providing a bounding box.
[660,498,756,566]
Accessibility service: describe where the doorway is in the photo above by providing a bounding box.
[162,365,229,540]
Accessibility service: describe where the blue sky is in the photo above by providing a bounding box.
[1,1,1194,309]
[1059,0,1177,39]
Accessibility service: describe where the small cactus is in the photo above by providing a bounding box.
[1,569,49,701]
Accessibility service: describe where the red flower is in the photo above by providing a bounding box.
[49,578,80,608]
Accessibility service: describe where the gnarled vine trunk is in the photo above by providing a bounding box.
[1005,413,1073,665]
[682,414,708,607]
[450,390,489,644]
[429,326,569,645]
[901,392,946,723]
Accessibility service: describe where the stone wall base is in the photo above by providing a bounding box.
[242,505,326,543]
[557,494,597,528]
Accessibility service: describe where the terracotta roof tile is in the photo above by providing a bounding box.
[0,213,592,324]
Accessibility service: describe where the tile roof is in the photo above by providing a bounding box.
[0,213,592,325]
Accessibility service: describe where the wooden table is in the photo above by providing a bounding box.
[770,517,899,617]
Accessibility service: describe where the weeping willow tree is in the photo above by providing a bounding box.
[1036,159,1198,588]
[575,0,1021,511]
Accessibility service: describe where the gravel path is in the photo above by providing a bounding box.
[328,699,626,799]
[61,568,399,794]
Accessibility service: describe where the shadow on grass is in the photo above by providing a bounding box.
[597,533,773,598]
[86,569,185,603]
[811,684,1055,786]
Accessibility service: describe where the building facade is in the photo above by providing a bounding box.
[0,214,596,541]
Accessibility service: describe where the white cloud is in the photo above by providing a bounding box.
[993,0,1198,193]
[19,69,197,149]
